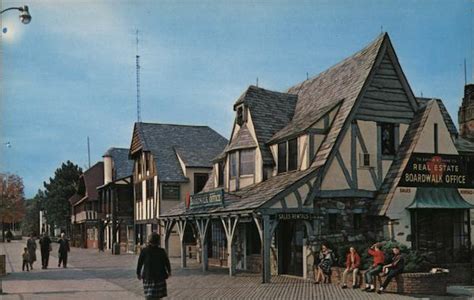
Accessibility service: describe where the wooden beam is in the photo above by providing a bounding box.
[195,218,210,272]
[354,123,380,187]
[335,150,354,189]
[351,122,358,189]
[176,219,187,268]
[220,216,240,276]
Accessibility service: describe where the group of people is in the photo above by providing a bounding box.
[21,233,71,272]
[313,242,405,294]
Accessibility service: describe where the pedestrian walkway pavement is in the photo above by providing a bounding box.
[0,239,470,299]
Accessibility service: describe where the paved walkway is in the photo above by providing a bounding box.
[0,240,468,299]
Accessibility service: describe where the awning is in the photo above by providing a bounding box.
[407,187,474,209]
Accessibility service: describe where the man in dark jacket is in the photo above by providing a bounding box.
[58,233,70,268]
[378,246,405,294]
[39,233,52,269]
[136,232,171,299]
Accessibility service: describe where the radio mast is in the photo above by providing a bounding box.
[136,29,141,122]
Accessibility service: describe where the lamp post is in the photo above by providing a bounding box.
[0,5,32,24]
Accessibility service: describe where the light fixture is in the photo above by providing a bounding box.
[19,6,31,24]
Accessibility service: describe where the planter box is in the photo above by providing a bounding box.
[331,267,447,295]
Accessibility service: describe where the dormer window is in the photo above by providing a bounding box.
[277,138,298,173]
[239,149,255,176]
[236,105,247,126]
[230,152,238,178]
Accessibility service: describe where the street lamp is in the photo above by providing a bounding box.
[0,5,32,24]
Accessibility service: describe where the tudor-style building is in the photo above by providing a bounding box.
[129,122,227,255]
[161,33,474,283]
[97,148,134,254]
[70,162,104,249]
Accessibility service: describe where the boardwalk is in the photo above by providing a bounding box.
[0,240,466,299]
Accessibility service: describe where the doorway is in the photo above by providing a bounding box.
[278,221,305,276]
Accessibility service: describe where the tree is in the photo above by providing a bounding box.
[21,190,43,236]
[0,173,26,240]
[42,161,82,232]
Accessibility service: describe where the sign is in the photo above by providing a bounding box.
[277,213,316,221]
[190,189,224,208]
[162,184,180,200]
[399,153,474,188]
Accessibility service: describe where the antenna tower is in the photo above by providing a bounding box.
[136,30,141,122]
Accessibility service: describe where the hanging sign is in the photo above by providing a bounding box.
[399,153,474,188]
[189,189,225,208]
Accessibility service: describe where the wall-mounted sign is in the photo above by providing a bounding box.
[162,184,180,200]
[399,153,474,188]
[277,213,316,221]
[190,189,224,208]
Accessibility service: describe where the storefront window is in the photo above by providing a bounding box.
[239,149,255,175]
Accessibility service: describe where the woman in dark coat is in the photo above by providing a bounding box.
[26,234,37,269]
[136,233,171,300]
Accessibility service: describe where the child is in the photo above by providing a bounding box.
[22,247,30,272]
[364,242,385,292]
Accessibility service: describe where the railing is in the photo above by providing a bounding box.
[74,210,98,222]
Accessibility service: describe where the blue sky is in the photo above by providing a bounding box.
[1,0,472,198]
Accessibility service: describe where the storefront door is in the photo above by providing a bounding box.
[279,221,305,276]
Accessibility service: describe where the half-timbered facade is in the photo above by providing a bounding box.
[69,162,104,249]
[161,33,474,283]
[129,122,227,255]
[97,148,134,254]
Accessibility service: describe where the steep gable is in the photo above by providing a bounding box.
[356,49,418,123]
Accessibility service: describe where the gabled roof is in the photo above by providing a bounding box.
[68,194,82,205]
[161,166,319,217]
[373,100,435,215]
[103,147,134,180]
[131,123,228,182]
[73,161,104,205]
[233,86,298,165]
[224,124,257,152]
[417,97,458,137]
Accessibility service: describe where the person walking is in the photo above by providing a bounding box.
[22,247,30,272]
[364,242,385,292]
[136,232,171,300]
[6,230,13,242]
[26,234,37,270]
[39,233,52,269]
[378,246,405,294]
[58,233,70,268]
[341,246,361,289]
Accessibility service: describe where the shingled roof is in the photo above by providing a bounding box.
[132,123,228,182]
[72,161,104,205]
[417,97,458,137]
[103,147,134,180]
[224,124,257,152]
[373,100,435,215]
[161,166,319,217]
[233,86,298,165]
[275,33,387,169]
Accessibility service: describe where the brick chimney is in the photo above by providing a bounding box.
[458,84,474,141]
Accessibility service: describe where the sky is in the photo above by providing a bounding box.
[1,0,472,198]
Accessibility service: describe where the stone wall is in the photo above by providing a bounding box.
[331,267,447,295]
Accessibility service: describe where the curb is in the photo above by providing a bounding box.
[447,285,474,297]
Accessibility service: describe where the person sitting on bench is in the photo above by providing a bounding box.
[378,246,405,294]
[364,242,385,292]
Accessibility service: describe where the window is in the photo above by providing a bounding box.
[230,152,237,178]
[239,149,255,176]
[146,179,154,199]
[381,123,395,156]
[236,105,246,126]
[194,173,209,193]
[218,161,224,186]
[288,138,298,171]
[137,159,142,177]
[162,184,180,200]
[328,213,338,232]
[277,142,287,173]
[135,183,142,201]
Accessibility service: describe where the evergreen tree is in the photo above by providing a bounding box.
[43,161,82,231]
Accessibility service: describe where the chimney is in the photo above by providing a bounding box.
[103,151,113,184]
